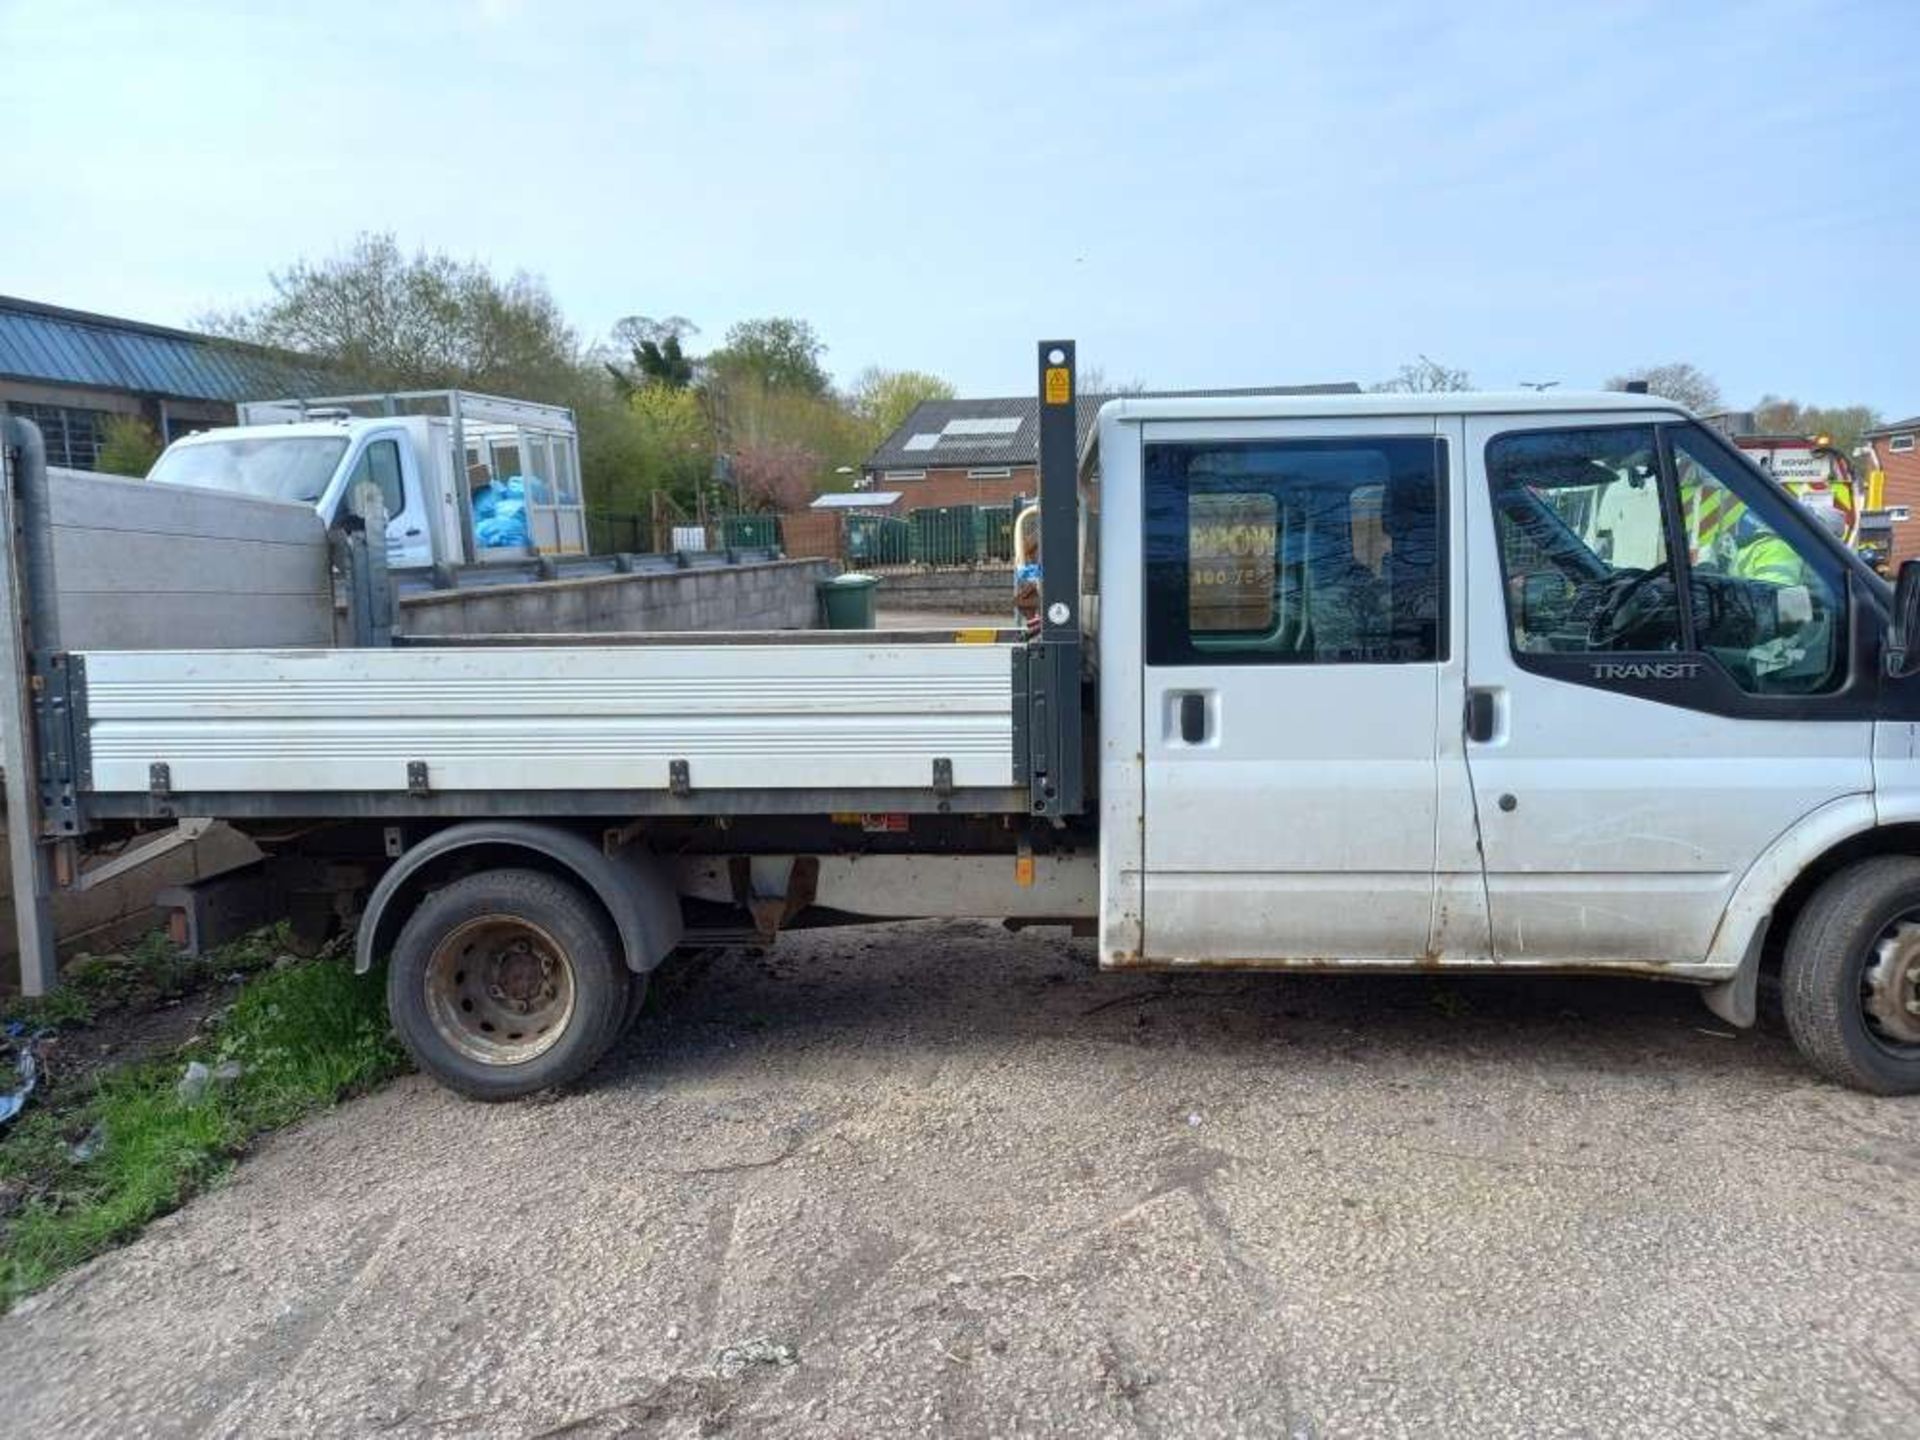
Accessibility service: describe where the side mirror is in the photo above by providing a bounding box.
[1520,572,1570,622]
[1886,559,1920,678]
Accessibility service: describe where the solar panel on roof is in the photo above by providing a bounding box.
[903,432,940,451]
[944,416,1022,436]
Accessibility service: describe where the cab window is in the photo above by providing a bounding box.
[1488,426,1683,654]
[1669,426,1843,695]
[1488,423,1846,696]
[343,439,405,519]
[1145,437,1446,665]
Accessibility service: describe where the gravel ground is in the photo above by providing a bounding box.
[4,919,1918,1439]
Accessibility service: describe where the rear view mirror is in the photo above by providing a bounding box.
[1886,560,1920,678]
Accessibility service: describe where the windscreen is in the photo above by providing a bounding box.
[147,435,349,505]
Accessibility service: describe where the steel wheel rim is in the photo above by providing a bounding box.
[424,914,577,1066]
[1861,915,1920,1055]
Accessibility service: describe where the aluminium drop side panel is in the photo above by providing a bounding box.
[44,470,332,651]
[1096,407,1147,966]
[76,642,1016,795]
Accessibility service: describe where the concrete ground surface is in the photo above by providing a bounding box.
[4,920,1918,1439]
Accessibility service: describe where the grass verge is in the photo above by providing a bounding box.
[2,927,286,1032]
[1,946,404,1310]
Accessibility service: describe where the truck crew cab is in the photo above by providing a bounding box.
[6,344,1920,1099]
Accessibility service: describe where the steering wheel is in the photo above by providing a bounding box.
[1585,567,1672,649]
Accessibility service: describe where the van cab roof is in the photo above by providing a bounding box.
[1098,390,1692,425]
[166,417,394,446]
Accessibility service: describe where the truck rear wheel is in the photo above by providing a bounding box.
[1782,856,1920,1096]
[387,868,629,1101]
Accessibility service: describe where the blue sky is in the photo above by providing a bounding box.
[3,0,1916,411]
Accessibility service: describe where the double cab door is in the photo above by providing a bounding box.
[1135,409,1874,970]
[1137,416,1485,963]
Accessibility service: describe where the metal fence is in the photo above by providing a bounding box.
[586,510,654,554]
[583,502,1027,570]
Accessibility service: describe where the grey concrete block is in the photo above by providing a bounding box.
[395,559,834,638]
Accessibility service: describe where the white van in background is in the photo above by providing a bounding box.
[146,389,587,570]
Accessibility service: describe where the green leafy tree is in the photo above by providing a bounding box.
[1371,355,1472,393]
[695,320,859,505]
[607,315,699,394]
[94,415,163,477]
[1604,362,1721,414]
[203,232,581,399]
[705,376,865,508]
[569,384,712,515]
[848,367,955,450]
[1751,396,1882,455]
[706,317,830,396]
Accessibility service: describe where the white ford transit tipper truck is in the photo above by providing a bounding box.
[6,343,1919,1098]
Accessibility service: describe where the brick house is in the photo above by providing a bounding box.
[1865,415,1920,565]
[864,384,1359,512]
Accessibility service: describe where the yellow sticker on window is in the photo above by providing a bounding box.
[1189,492,1278,634]
[1044,367,1071,405]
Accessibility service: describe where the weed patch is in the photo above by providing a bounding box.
[1,944,404,1309]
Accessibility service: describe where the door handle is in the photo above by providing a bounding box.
[404,528,423,537]
[1179,692,1207,744]
[1465,688,1499,743]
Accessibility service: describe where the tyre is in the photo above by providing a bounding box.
[387,868,629,1101]
[1781,856,1920,1096]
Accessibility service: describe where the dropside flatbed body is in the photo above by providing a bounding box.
[77,634,1031,821]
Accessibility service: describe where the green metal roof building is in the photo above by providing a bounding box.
[0,294,328,469]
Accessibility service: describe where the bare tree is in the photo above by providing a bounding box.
[1604,362,1722,415]
[1077,364,1149,396]
[610,315,698,353]
[1370,355,1471,393]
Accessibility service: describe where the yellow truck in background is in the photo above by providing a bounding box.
[1730,431,1890,571]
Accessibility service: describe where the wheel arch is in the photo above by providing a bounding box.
[354,822,683,978]
[1703,793,1920,1026]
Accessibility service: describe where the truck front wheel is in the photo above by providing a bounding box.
[1782,856,1920,1096]
[387,868,629,1101]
